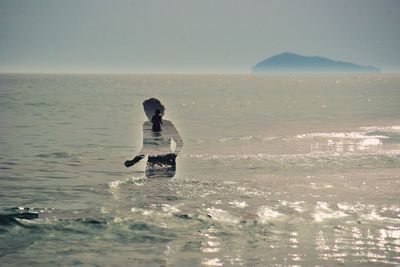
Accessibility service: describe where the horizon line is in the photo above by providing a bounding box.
[1,71,400,76]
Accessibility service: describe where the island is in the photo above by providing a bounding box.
[252,52,381,74]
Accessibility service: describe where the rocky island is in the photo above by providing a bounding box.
[252,52,381,73]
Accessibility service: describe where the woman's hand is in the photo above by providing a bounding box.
[124,155,145,168]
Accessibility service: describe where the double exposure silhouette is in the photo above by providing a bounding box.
[124,98,183,178]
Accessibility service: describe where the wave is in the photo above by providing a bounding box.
[360,125,400,133]
[185,125,400,163]
[183,149,400,161]
[107,176,147,189]
[294,126,400,153]
[313,202,348,222]
[213,125,400,142]
[257,206,283,223]
[296,132,388,140]
[218,135,276,143]
[0,212,39,227]
[206,207,240,224]
[35,151,82,160]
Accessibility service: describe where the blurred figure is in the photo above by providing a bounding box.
[151,109,163,132]
[124,98,183,178]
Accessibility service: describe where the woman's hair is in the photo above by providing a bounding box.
[143,98,165,119]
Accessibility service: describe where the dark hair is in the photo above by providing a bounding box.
[143,98,165,114]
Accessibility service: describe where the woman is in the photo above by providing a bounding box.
[124,98,183,178]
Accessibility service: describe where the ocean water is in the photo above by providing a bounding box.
[0,73,400,266]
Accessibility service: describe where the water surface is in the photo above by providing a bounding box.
[0,74,399,266]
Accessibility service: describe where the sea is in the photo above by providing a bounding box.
[0,73,399,266]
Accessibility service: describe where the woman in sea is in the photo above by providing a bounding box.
[124,98,183,178]
[151,109,163,132]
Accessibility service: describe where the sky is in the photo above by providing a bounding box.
[1,0,400,73]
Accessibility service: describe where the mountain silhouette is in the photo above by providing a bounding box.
[252,52,381,73]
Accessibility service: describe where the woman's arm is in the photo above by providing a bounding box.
[169,122,183,155]
[124,154,144,167]
[124,122,148,168]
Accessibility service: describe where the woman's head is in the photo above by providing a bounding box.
[143,98,165,120]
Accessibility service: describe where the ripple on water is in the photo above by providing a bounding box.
[36,152,74,158]
[206,207,240,224]
[257,206,283,224]
[361,210,400,224]
[313,202,348,222]
[202,258,223,266]
[228,200,248,208]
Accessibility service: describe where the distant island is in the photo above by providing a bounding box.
[252,52,381,73]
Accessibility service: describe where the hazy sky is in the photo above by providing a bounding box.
[1,0,399,73]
